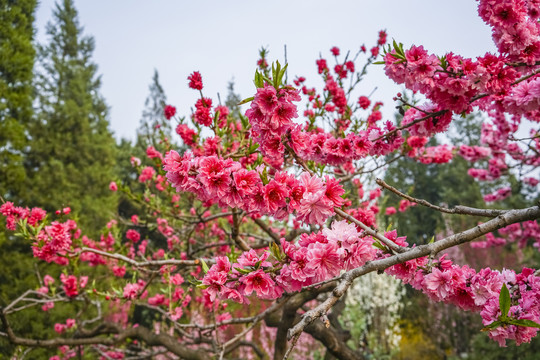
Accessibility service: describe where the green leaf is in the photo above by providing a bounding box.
[240,114,250,129]
[507,319,540,329]
[481,320,503,332]
[248,143,259,153]
[373,61,385,65]
[200,259,210,274]
[269,241,282,261]
[499,283,511,319]
[260,167,269,185]
[277,63,288,87]
[236,267,252,274]
[238,96,255,106]
[254,70,264,88]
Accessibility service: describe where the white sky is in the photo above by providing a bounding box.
[35,0,497,141]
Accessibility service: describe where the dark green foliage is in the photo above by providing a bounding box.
[26,0,117,230]
[0,0,37,199]
[468,332,540,360]
[380,114,487,245]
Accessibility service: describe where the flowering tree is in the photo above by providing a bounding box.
[2,1,540,359]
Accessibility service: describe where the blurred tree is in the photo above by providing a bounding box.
[0,0,37,200]
[26,0,117,230]
[137,69,172,152]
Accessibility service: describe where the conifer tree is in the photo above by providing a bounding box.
[27,0,117,229]
[0,0,37,199]
[137,69,171,152]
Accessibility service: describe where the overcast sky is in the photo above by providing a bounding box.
[35,1,497,141]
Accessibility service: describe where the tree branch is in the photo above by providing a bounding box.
[288,205,540,340]
[0,312,207,360]
[376,178,508,217]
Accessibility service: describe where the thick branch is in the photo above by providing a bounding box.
[232,210,250,251]
[0,313,206,360]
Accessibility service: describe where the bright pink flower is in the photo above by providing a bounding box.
[236,250,271,268]
[307,242,342,282]
[109,181,118,191]
[263,180,289,214]
[148,294,166,306]
[296,190,334,226]
[28,207,46,226]
[202,271,228,301]
[240,269,275,298]
[60,274,79,298]
[146,146,163,160]
[316,58,328,74]
[170,306,183,321]
[112,265,126,277]
[176,124,197,146]
[123,283,140,300]
[139,166,155,182]
[164,105,176,120]
[193,98,213,127]
[358,96,371,109]
[323,220,360,250]
[188,71,203,90]
[54,323,66,334]
[126,229,140,243]
[66,319,75,328]
[44,275,55,286]
[424,267,454,300]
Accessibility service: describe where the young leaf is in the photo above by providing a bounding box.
[277,63,288,87]
[481,320,503,332]
[256,70,264,88]
[499,283,511,319]
[507,319,540,329]
[200,259,210,274]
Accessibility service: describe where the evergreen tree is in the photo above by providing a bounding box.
[137,69,171,152]
[380,113,486,245]
[0,0,37,199]
[26,0,117,230]
[225,80,242,119]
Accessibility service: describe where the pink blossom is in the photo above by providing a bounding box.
[424,268,454,300]
[240,269,276,298]
[126,229,141,243]
[109,181,118,191]
[307,242,342,282]
[164,105,176,120]
[123,283,140,300]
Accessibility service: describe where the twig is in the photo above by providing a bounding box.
[252,218,280,242]
[334,208,405,253]
[219,296,291,358]
[376,178,508,217]
[282,333,301,360]
[73,247,208,269]
[372,110,447,142]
